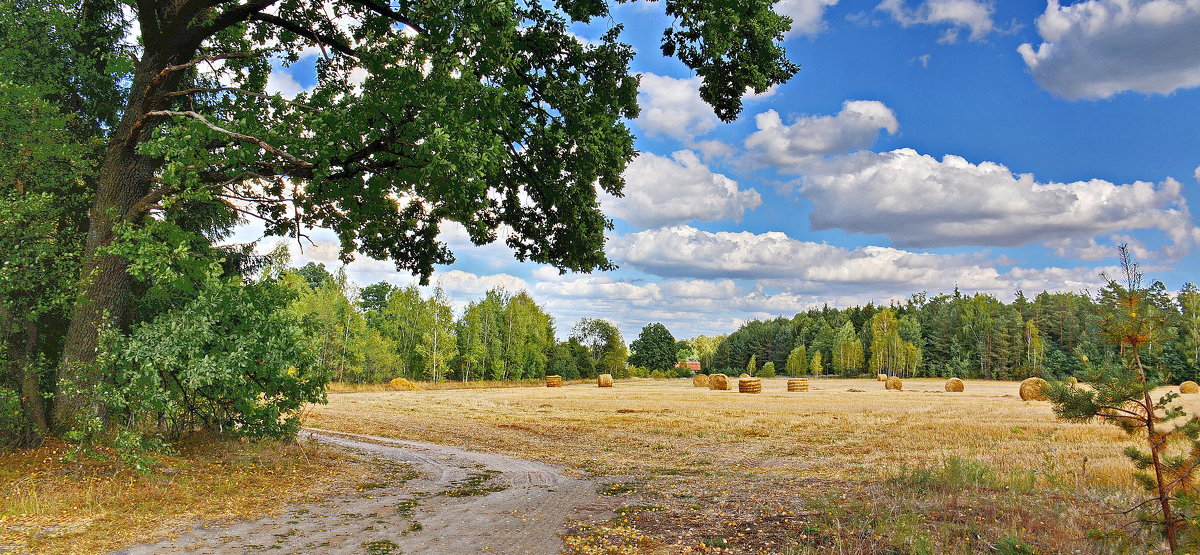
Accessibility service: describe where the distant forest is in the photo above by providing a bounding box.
[302,260,1200,384]
[701,283,1200,382]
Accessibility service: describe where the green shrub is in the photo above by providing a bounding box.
[104,277,326,440]
[759,361,776,378]
[0,387,28,451]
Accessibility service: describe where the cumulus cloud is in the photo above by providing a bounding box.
[797,149,1200,254]
[635,74,720,141]
[265,69,307,98]
[434,270,529,298]
[776,0,842,37]
[744,100,899,169]
[603,151,762,228]
[877,0,995,43]
[607,225,1110,298]
[1018,0,1200,100]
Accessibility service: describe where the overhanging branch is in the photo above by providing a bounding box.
[144,110,314,169]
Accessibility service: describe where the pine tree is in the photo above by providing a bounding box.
[1047,246,1200,553]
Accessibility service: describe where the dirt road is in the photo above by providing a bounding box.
[115,429,606,554]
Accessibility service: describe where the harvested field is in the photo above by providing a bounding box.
[305,377,1200,553]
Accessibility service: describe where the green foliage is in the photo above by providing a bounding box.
[454,289,553,381]
[105,276,325,440]
[572,318,628,377]
[746,354,757,376]
[0,387,28,450]
[811,351,823,375]
[832,321,864,376]
[629,323,678,371]
[759,361,776,378]
[785,346,807,377]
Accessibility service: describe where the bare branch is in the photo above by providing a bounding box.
[161,86,314,109]
[144,110,314,169]
[153,51,260,85]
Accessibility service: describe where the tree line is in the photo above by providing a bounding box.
[292,262,628,384]
[691,285,1200,382]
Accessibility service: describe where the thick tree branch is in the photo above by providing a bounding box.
[248,12,357,57]
[187,0,280,44]
[144,110,314,169]
[342,0,423,34]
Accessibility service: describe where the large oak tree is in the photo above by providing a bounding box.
[40,0,798,429]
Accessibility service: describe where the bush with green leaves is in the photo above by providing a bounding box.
[759,361,776,378]
[103,276,325,440]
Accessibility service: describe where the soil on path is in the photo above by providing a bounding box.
[115,429,607,554]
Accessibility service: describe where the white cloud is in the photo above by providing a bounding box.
[877,0,995,42]
[1194,164,1200,183]
[744,100,899,169]
[776,0,842,37]
[434,270,529,298]
[265,69,307,98]
[602,151,762,228]
[607,225,1110,297]
[634,73,777,143]
[797,148,1200,254]
[1018,0,1200,100]
[635,74,720,141]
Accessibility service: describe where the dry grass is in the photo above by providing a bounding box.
[327,377,590,393]
[305,377,1200,553]
[0,435,355,554]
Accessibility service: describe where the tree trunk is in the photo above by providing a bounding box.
[53,49,181,432]
[18,319,49,441]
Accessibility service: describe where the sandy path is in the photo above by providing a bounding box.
[114,429,605,554]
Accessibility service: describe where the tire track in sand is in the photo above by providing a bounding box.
[114,429,606,554]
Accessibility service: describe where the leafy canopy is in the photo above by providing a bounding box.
[113,0,797,281]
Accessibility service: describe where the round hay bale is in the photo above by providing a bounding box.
[598,374,613,388]
[945,378,964,392]
[738,377,762,394]
[877,373,888,382]
[787,378,809,392]
[545,375,563,388]
[709,373,730,391]
[692,374,710,388]
[1181,381,1199,394]
[1019,377,1049,401]
[885,376,903,391]
[739,373,751,379]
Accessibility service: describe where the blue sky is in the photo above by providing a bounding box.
[248,0,1200,340]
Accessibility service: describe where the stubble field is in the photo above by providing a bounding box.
[306,377,1198,554]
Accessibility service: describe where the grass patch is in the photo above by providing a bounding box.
[361,539,399,554]
[0,435,353,554]
[443,470,507,497]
